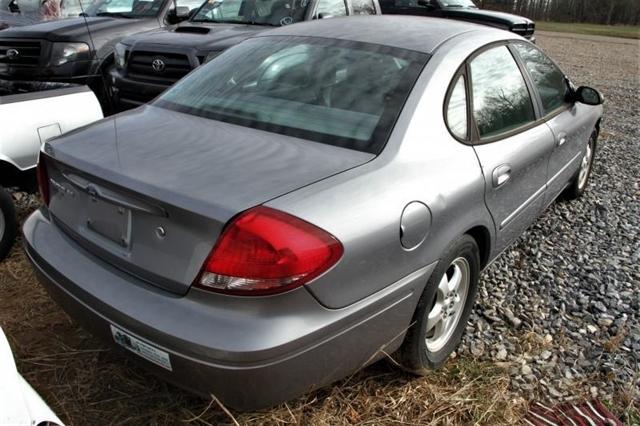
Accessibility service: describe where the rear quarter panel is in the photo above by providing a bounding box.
[268,31,508,309]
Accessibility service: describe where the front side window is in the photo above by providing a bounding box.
[389,0,418,7]
[351,0,375,14]
[512,43,570,114]
[192,0,311,25]
[176,0,205,10]
[470,45,535,139]
[436,0,475,7]
[315,0,346,17]
[155,36,428,154]
[446,75,468,139]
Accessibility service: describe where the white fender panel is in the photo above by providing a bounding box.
[0,87,103,171]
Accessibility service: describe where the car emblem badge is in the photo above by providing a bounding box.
[6,48,19,59]
[151,58,166,73]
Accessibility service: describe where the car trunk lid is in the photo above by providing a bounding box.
[44,106,373,294]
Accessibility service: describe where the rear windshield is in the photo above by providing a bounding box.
[155,36,428,154]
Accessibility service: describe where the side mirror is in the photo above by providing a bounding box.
[317,12,333,19]
[575,86,604,106]
[167,6,190,23]
[8,1,20,13]
[175,6,190,18]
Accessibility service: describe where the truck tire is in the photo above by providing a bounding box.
[0,186,17,261]
[97,63,117,116]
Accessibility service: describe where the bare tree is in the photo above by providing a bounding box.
[483,0,640,26]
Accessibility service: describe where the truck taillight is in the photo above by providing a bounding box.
[36,155,50,206]
[196,206,343,296]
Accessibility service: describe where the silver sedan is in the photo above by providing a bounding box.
[24,16,603,410]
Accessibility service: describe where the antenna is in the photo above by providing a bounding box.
[77,0,96,53]
[77,0,114,113]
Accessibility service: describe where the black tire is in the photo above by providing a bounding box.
[563,129,598,200]
[0,186,18,262]
[95,63,116,116]
[395,234,480,373]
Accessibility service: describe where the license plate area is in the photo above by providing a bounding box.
[86,198,131,248]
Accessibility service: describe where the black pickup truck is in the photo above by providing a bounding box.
[110,0,381,110]
[0,0,204,110]
[379,0,535,41]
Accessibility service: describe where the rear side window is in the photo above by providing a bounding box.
[470,45,535,139]
[156,36,428,154]
[315,0,347,17]
[352,0,376,14]
[512,43,570,114]
[446,75,468,140]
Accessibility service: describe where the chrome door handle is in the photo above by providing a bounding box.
[557,132,568,147]
[492,165,511,188]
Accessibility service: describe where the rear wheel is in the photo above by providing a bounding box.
[395,234,480,372]
[0,186,17,262]
[563,129,597,200]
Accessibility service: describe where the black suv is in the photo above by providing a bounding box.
[0,0,204,109]
[110,0,381,110]
[379,0,535,41]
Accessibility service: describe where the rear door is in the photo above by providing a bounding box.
[511,42,593,202]
[466,44,555,253]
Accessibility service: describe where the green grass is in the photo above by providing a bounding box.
[536,21,640,39]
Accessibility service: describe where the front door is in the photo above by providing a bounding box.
[511,42,594,202]
[468,45,555,253]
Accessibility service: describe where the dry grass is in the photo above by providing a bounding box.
[536,22,640,39]
[0,195,532,425]
[1,246,527,425]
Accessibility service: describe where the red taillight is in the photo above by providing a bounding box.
[36,155,50,206]
[197,206,343,295]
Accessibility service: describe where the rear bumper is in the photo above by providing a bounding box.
[23,208,434,410]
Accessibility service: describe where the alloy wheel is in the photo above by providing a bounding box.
[578,135,595,190]
[425,257,470,353]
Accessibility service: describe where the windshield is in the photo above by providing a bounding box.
[155,36,428,154]
[437,0,475,7]
[191,0,310,26]
[82,0,165,18]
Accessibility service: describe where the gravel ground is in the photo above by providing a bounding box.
[459,32,640,413]
[0,32,638,424]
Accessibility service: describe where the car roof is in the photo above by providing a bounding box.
[257,16,502,54]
